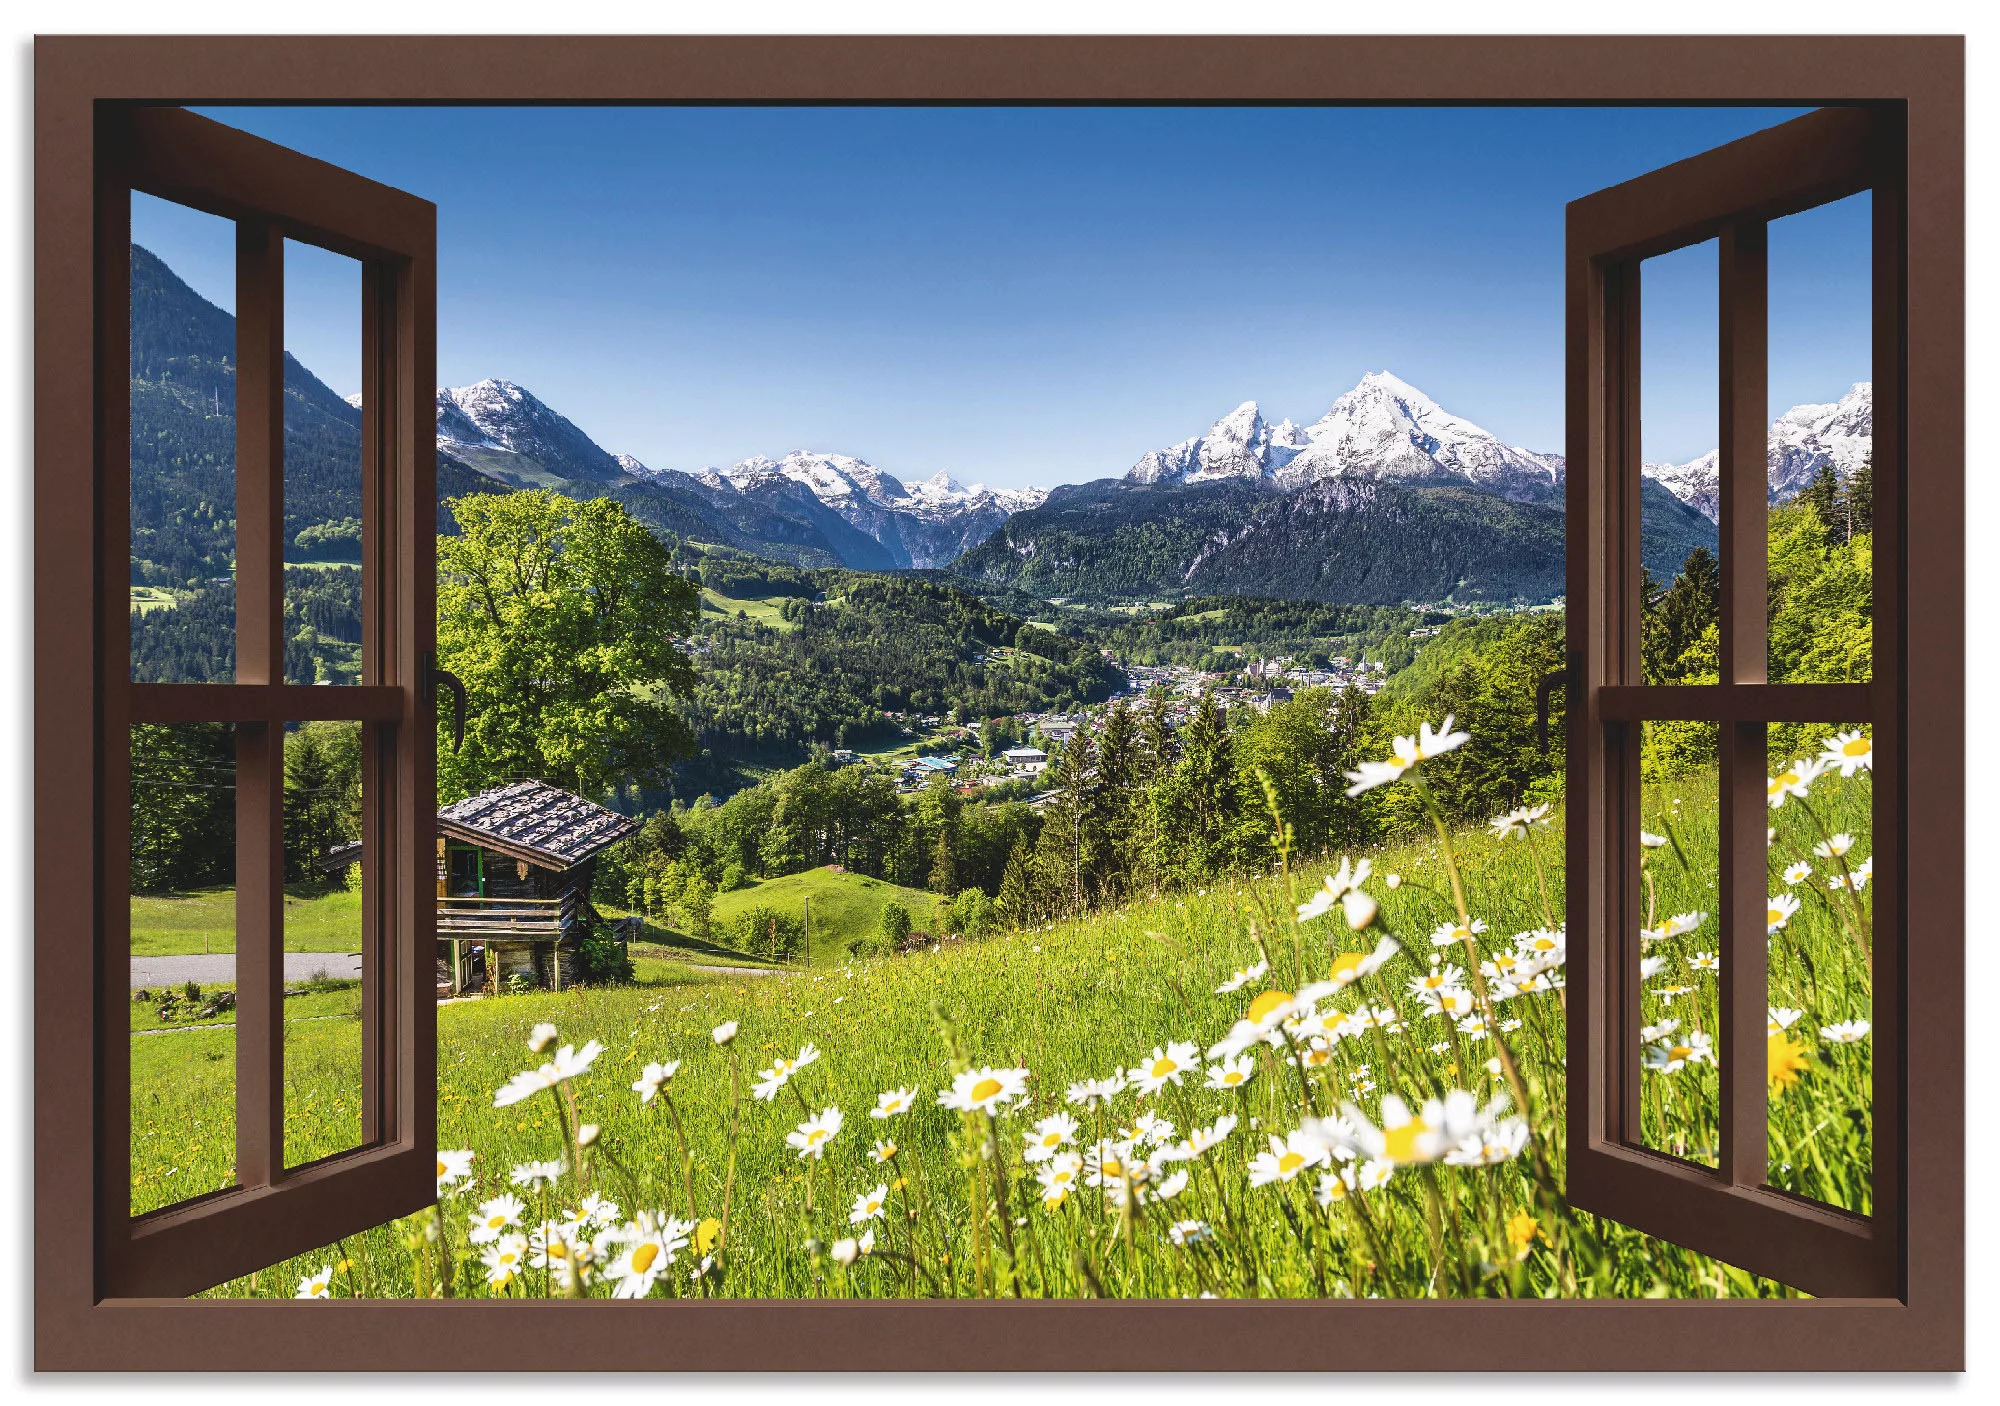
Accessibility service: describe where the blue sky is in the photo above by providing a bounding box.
[136,106,1872,487]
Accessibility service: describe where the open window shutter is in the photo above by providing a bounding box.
[98,107,437,1298]
[1562,106,1902,1299]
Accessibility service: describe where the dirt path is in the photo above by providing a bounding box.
[129,953,363,989]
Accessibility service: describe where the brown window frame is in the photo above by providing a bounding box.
[1563,106,1906,1300]
[34,35,1962,1372]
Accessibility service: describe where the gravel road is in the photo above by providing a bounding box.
[129,953,363,989]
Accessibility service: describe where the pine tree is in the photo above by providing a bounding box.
[1801,464,1843,543]
[282,725,344,881]
[1839,454,1874,539]
[1093,701,1144,900]
[995,842,1035,928]
[1642,546,1720,684]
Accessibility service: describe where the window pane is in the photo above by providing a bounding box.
[283,239,367,685]
[1767,194,1873,685]
[1638,239,1724,683]
[1635,719,1721,1168]
[129,722,239,1216]
[129,195,237,683]
[1765,720,1874,1214]
[283,720,370,1167]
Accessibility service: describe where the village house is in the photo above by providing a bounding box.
[435,779,637,997]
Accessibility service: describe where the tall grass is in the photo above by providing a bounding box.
[159,725,1871,1301]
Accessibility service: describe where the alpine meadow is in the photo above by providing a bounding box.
[118,104,1884,1305]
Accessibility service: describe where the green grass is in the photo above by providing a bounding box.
[128,980,361,1032]
[140,737,1874,1302]
[700,587,800,630]
[129,883,365,956]
[129,585,179,614]
[712,867,939,964]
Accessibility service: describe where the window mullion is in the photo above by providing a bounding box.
[1715,217,1771,1190]
[232,217,287,1188]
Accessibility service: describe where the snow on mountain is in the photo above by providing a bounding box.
[1642,382,1872,522]
[434,378,624,485]
[1126,372,1563,504]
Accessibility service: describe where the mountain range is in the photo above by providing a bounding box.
[1640,381,1873,522]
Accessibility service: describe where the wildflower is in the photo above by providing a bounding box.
[1430,917,1489,949]
[1768,1006,1804,1036]
[1489,803,1552,840]
[295,1265,334,1299]
[1342,890,1380,930]
[1514,927,1566,962]
[869,1139,898,1164]
[938,1066,1029,1114]
[1386,872,1403,889]
[1782,861,1814,886]
[480,1233,529,1291]
[1215,959,1269,994]
[578,1191,622,1228]
[830,1236,862,1267]
[1130,1110,1176,1146]
[1022,1111,1080,1162]
[1409,963,1468,997]
[1130,1042,1199,1095]
[510,1159,565,1189]
[1690,951,1719,973]
[1640,831,1668,849]
[786,1106,845,1160]
[469,1192,526,1245]
[1822,1020,1872,1044]
[576,1124,601,1148]
[1344,715,1471,796]
[1297,856,1373,920]
[850,1183,890,1224]
[1639,956,1667,981]
[632,1060,681,1104]
[1321,1091,1494,1168]
[1813,833,1855,859]
[871,1087,918,1119]
[1506,1211,1541,1260]
[1065,1074,1125,1107]
[1168,1219,1213,1246]
[1767,893,1801,934]
[528,1022,559,1054]
[604,1214,693,1298]
[1819,729,1873,777]
[1446,1118,1531,1166]
[1829,859,1872,893]
[1179,1114,1238,1158]
[752,1043,822,1101]
[493,1040,606,1109]
[1036,1151,1084,1209]
[711,1021,739,1045]
[436,1148,476,1196]
[1767,758,1830,809]
[1328,937,1399,988]
[1768,1032,1812,1090]
[1205,1055,1256,1091]
[1248,1129,1331,1186]
[1643,1031,1715,1073]
[1419,987,1477,1020]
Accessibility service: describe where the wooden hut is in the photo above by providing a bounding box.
[435,780,638,995]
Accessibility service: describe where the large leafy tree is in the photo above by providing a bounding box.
[437,490,698,800]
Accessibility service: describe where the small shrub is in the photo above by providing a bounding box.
[879,900,911,947]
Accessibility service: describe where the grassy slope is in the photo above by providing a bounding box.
[130,885,366,956]
[152,754,1871,1300]
[712,867,939,963]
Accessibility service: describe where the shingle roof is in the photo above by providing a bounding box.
[436,780,639,870]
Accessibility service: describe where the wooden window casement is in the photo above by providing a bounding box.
[90,106,438,1299]
[1563,107,1907,1300]
[34,37,1961,1373]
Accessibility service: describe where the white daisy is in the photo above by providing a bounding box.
[1129,1042,1199,1095]
[1813,833,1855,859]
[1065,1074,1127,1107]
[1768,892,1801,934]
[527,1022,559,1054]
[1767,758,1831,809]
[295,1264,334,1299]
[468,1191,526,1245]
[1215,959,1269,994]
[1430,917,1490,949]
[632,1059,681,1104]
[1489,804,1552,840]
[435,1148,476,1196]
[1205,1055,1256,1091]
[1782,861,1814,886]
[871,1087,918,1119]
[1247,1129,1331,1186]
[604,1214,692,1298]
[752,1043,822,1101]
[938,1066,1029,1114]
[493,1040,606,1109]
[479,1233,529,1291]
[850,1183,890,1224]
[1818,729,1873,777]
[1296,856,1374,920]
[711,1020,739,1045]
[1822,1019,1872,1044]
[1022,1111,1080,1162]
[509,1158,565,1189]
[785,1106,844,1160]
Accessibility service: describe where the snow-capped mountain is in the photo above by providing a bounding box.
[435,379,625,486]
[697,450,1048,568]
[1126,371,1564,504]
[432,380,1047,570]
[1642,382,1872,523]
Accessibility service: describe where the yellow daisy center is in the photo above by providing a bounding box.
[1277,1151,1305,1175]
[436,1160,448,1178]
[1102,1159,1124,1179]
[807,1128,829,1145]
[1248,989,1294,1023]
[1669,1045,1692,1062]
[1843,738,1870,757]
[1382,1116,1432,1164]
[970,1078,1003,1103]
[1768,908,1786,926]
[1150,1057,1177,1077]
[630,1242,660,1274]
[1222,1071,1244,1085]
